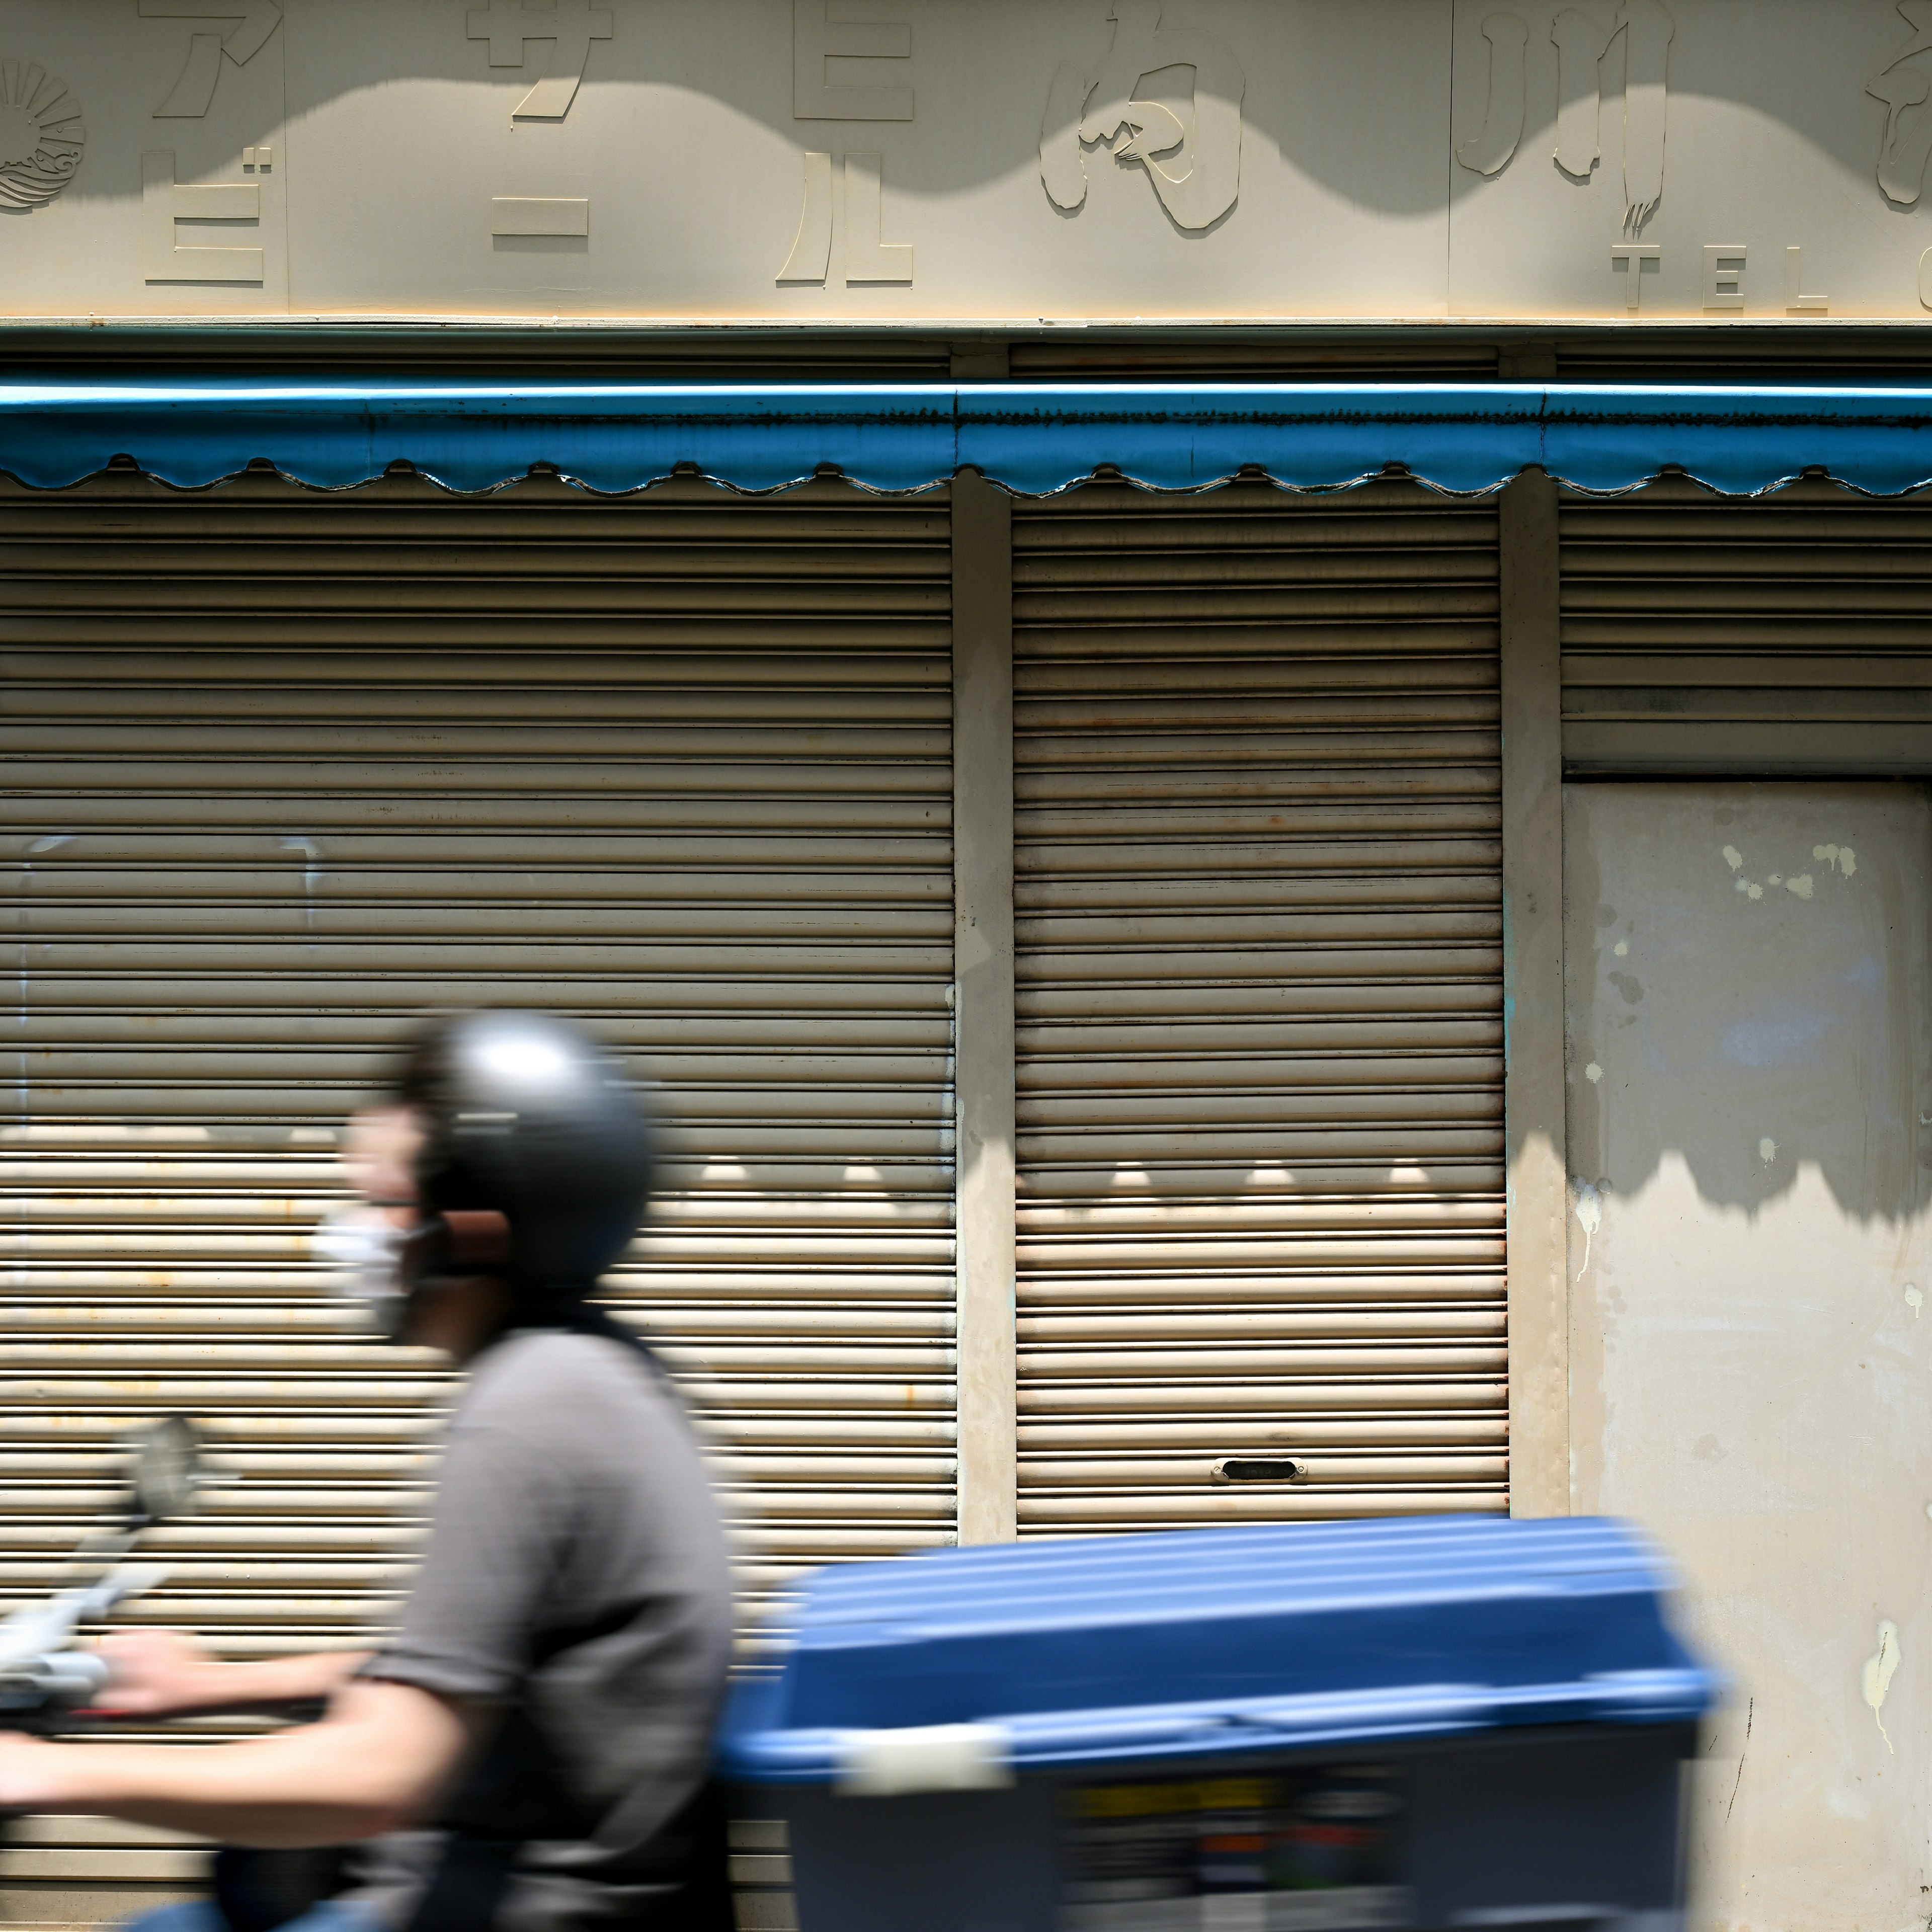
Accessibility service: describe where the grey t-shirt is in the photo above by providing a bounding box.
[352,1325,734,1932]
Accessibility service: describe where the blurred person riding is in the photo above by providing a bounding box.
[0,1012,734,1932]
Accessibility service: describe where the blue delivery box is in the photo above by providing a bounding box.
[718,1515,1720,1932]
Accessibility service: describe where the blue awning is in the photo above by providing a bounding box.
[4,379,1932,496]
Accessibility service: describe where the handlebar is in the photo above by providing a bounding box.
[0,1648,111,1718]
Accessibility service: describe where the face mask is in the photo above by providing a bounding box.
[312,1203,515,1344]
[311,1203,410,1339]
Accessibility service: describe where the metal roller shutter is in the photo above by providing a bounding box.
[0,333,955,384]
[1552,336,1932,387]
[0,469,955,1917]
[1005,342,1503,383]
[1562,476,1932,775]
[1011,479,1506,1534]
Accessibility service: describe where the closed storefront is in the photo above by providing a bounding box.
[4,1,1932,1926]
[6,410,1932,1928]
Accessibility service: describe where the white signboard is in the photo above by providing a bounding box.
[0,0,1928,323]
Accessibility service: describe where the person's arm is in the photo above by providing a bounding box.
[0,1676,478,1847]
[94,1632,371,1719]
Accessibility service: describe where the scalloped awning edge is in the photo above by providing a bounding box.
[4,380,1932,496]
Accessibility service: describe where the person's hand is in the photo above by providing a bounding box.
[93,1630,223,1718]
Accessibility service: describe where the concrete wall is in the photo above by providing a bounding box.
[1567,782,1932,1932]
[0,0,1928,320]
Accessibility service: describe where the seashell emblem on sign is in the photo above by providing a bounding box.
[0,59,84,211]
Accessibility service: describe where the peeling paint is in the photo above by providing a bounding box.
[1724,845,1744,871]
[11,839,71,1135]
[1573,1181,1602,1278]
[280,836,324,934]
[1864,1621,1902,1753]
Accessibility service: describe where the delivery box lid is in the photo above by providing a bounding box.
[718,1515,1720,1789]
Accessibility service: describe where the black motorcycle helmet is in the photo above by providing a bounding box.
[392,1010,653,1313]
